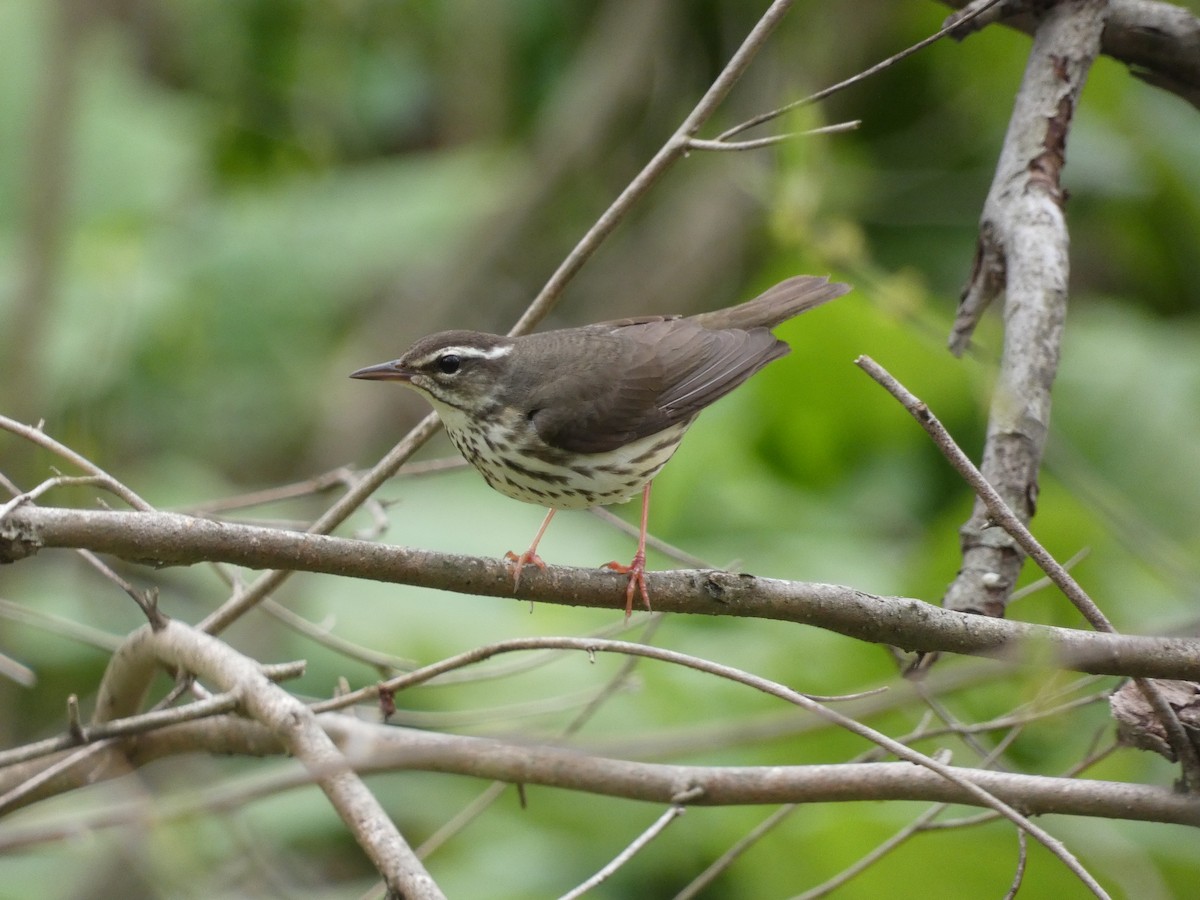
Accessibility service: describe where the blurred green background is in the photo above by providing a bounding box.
[1,1,1198,897]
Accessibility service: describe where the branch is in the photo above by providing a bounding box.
[945,0,1108,620]
[940,0,1200,110]
[560,806,687,899]
[313,638,1109,893]
[506,0,795,337]
[0,415,152,510]
[857,357,1111,629]
[6,716,1199,839]
[4,505,1200,680]
[858,354,1200,789]
[90,620,444,898]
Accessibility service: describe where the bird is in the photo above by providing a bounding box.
[351,274,850,617]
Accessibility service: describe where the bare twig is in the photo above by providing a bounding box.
[857,357,1109,627]
[417,616,666,860]
[181,466,363,516]
[0,594,123,656]
[1004,828,1029,900]
[0,416,151,510]
[7,707,1187,854]
[415,782,508,861]
[0,692,240,770]
[0,652,36,688]
[0,468,164,624]
[785,804,947,900]
[718,0,1006,140]
[0,739,116,813]
[258,598,417,676]
[559,805,686,900]
[685,120,859,152]
[323,636,1109,895]
[1009,547,1090,602]
[856,354,1200,790]
[0,474,119,520]
[507,0,797,337]
[588,507,712,569]
[675,804,795,900]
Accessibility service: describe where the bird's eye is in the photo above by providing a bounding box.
[437,354,462,375]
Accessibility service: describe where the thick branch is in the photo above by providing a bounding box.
[326,718,1200,827]
[4,505,1200,680]
[946,0,1107,617]
[5,716,1199,835]
[941,0,1200,110]
[97,621,443,899]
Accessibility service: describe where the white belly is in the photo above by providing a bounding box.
[432,399,691,510]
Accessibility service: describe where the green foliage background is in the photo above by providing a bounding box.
[1,1,1198,897]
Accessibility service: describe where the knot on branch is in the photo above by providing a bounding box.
[0,517,41,563]
[1112,680,1200,764]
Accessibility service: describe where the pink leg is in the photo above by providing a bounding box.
[505,507,556,590]
[604,482,652,619]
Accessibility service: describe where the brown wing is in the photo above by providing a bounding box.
[516,319,786,454]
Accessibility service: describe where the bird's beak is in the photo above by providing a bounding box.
[349,360,411,382]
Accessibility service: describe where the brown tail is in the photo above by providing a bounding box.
[692,275,851,330]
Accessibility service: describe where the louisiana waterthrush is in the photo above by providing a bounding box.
[351,274,850,617]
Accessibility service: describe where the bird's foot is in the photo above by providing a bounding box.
[604,550,650,619]
[505,548,547,591]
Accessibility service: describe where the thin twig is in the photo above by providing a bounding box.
[717,0,1006,140]
[790,705,1037,900]
[1009,547,1090,602]
[0,474,114,520]
[105,620,444,898]
[323,635,1109,897]
[415,616,666,861]
[0,652,36,688]
[415,781,509,861]
[674,804,796,900]
[685,120,859,152]
[0,416,151,510]
[0,692,240,770]
[0,471,163,624]
[558,806,686,900]
[182,466,363,515]
[855,354,1200,791]
[785,804,947,900]
[0,740,115,813]
[856,355,1111,629]
[1003,828,1029,900]
[0,595,122,652]
[508,0,797,338]
[259,599,417,676]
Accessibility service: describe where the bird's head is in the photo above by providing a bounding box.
[350,331,516,417]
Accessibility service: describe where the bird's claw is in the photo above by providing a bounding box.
[505,548,547,591]
[604,550,650,619]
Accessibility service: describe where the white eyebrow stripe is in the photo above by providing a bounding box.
[417,344,513,365]
[462,344,513,360]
